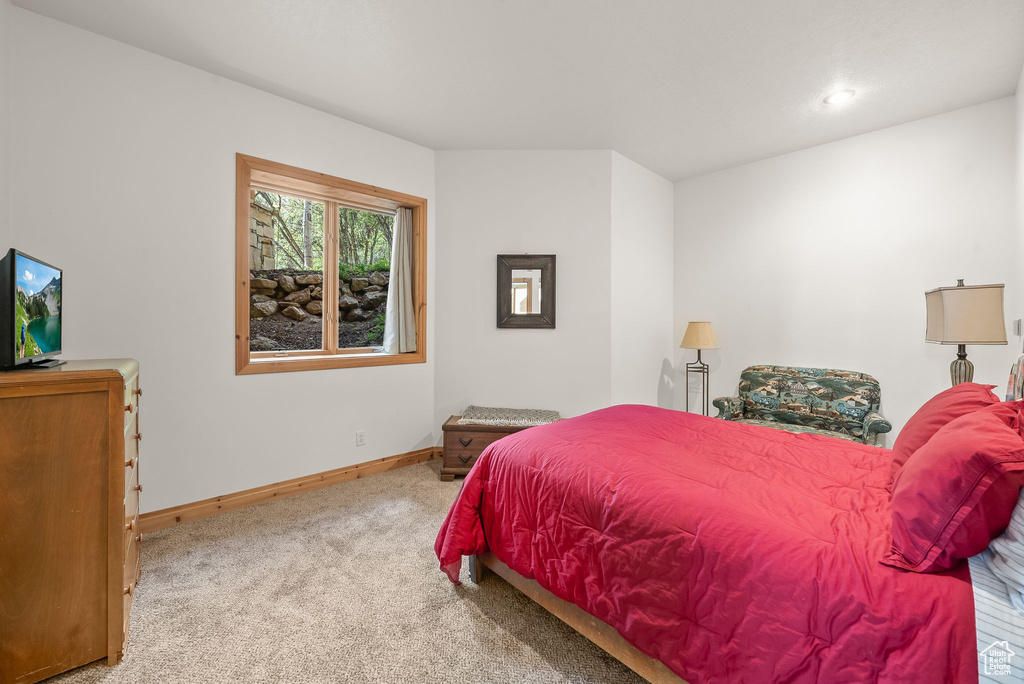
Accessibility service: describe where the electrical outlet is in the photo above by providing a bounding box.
[355,430,366,447]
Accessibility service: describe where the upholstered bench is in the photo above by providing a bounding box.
[713,365,892,445]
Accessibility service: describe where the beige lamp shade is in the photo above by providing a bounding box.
[925,283,1007,345]
[680,321,719,350]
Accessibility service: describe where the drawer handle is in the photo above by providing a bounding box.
[125,519,136,532]
[458,454,473,464]
[135,484,143,493]
[124,402,134,414]
[135,387,143,397]
[125,457,135,469]
[135,534,142,543]
[134,433,142,442]
[124,583,135,596]
[458,437,474,447]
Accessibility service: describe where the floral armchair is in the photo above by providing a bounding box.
[712,365,892,445]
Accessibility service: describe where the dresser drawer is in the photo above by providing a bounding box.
[123,513,139,553]
[124,467,139,546]
[124,529,140,591]
[123,375,140,429]
[122,538,140,652]
[122,484,141,655]
[124,416,139,493]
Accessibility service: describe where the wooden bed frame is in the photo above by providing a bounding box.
[469,553,687,684]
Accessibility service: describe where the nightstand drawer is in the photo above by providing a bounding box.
[440,415,534,481]
[443,430,496,452]
[444,446,486,466]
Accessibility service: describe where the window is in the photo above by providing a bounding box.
[235,154,426,374]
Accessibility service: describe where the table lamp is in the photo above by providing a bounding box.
[925,280,1006,385]
[681,321,719,415]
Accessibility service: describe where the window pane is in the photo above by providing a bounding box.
[249,190,325,352]
[337,207,394,350]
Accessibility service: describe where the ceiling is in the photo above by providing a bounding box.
[13,0,1024,181]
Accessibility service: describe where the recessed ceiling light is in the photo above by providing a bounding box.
[823,89,856,105]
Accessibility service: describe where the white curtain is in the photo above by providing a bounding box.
[383,207,416,354]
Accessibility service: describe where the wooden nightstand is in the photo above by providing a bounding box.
[440,415,532,481]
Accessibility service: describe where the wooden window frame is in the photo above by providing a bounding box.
[235,154,427,375]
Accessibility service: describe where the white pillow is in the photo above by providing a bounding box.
[984,490,1024,615]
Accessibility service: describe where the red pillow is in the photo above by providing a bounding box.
[890,382,999,480]
[882,401,1024,573]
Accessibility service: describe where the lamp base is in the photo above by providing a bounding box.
[685,349,710,416]
[950,345,974,386]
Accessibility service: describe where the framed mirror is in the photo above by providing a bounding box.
[497,254,556,328]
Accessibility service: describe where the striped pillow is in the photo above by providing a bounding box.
[984,490,1024,615]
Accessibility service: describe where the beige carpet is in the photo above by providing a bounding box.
[55,459,643,683]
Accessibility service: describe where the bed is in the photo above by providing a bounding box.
[435,404,978,683]
[970,553,1024,683]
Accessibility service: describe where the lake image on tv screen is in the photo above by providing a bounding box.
[15,254,61,359]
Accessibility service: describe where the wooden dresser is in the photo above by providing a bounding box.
[0,359,142,683]
[440,415,532,481]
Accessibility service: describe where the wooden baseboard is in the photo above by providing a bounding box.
[140,446,441,534]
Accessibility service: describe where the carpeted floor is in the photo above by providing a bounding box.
[55,459,643,684]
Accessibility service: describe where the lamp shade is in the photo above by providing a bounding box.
[925,283,1007,345]
[680,321,719,350]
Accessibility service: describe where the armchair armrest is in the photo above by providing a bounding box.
[712,396,743,420]
[862,411,892,446]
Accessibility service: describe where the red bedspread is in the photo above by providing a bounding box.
[435,405,977,683]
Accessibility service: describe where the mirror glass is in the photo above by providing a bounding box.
[510,269,542,314]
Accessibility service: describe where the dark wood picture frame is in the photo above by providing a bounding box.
[497,254,556,329]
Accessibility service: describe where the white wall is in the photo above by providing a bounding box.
[10,10,436,513]
[433,150,674,426]
[0,0,10,245]
[1017,67,1024,329]
[674,98,1018,440]
[433,150,613,425]
[610,152,675,406]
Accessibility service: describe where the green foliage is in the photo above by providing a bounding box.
[18,288,51,320]
[338,258,390,281]
[253,191,395,273]
[253,191,326,270]
[23,295,50,320]
[14,292,41,358]
[366,257,390,273]
[338,207,393,268]
[367,313,387,346]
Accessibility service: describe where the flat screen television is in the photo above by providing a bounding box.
[0,249,63,369]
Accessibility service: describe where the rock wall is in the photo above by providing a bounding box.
[249,201,275,270]
[249,268,390,322]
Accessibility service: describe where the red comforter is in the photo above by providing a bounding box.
[435,405,977,683]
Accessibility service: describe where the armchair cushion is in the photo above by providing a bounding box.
[862,411,892,446]
[712,396,743,420]
[738,419,863,442]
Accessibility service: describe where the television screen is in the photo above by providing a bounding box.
[14,252,62,361]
